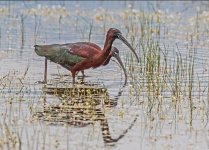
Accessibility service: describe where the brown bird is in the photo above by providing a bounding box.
[34,28,139,84]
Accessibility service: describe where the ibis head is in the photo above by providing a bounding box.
[107,28,139,63]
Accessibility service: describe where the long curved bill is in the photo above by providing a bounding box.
[114,53,127,85]
[117,33,139,63]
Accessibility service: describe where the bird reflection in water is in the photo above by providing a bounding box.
[33,84,138,146]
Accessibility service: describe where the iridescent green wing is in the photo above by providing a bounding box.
[47,44,85,69]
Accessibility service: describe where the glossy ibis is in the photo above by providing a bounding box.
[37,47,127,85]
[34,28,139,84]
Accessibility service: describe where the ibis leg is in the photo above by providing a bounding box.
[44,57,47,84]
[81,70,85,77]
[71,71,76,85]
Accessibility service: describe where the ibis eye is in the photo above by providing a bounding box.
[113,34,119,39]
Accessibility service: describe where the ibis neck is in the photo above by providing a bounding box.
[102,36,115,58]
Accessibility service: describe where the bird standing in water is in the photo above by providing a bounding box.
[34,28,139,84]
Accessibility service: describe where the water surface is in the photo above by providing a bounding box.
[0,1,209,150]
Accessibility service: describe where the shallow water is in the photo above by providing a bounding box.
[0,1,209,150]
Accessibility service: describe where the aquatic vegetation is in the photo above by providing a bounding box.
[23,5,69,18]
[0,1,209,149]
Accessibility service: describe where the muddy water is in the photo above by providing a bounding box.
[0,1,209,150]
